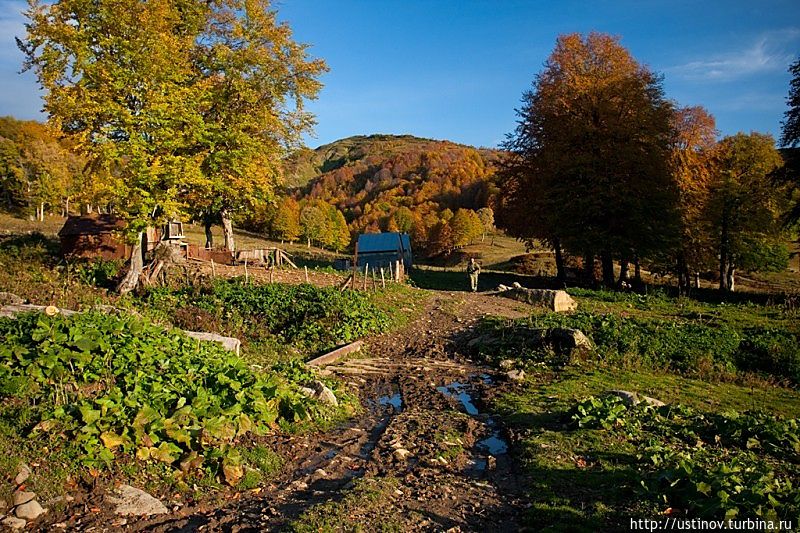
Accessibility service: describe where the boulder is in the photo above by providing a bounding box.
[550,328,593,354]
[1,516,26,529]
[15,500,46,520]
[183,331,241,356]
[610,390,665,408]
[107,485,168,516]
[313,381,338,407]
[501,288,577,312]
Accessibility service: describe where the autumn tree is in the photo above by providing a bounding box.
[670,106,718,294]
[21,0,324,292]
[709,133,786,291]
[499,33,679,287]
[450,208,482,248]
[271,197,301,243]
[477,207,494,241]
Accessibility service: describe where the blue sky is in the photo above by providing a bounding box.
[1,0,799,148]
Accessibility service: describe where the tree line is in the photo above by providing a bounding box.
[497,32,798,293]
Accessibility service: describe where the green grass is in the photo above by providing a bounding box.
[493,369,800,531]
[289,477,405,532]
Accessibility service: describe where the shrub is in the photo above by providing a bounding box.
[0,311,329,480]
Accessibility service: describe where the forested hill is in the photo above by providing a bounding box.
[287,134,504,255]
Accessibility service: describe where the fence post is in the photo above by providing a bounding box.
[380,267,386,289]
[363,264,369,291]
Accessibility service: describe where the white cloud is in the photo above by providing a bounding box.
[667,28,800,82]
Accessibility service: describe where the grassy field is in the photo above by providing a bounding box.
[473,288,800,531]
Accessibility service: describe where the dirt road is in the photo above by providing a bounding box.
[142,291,532,532]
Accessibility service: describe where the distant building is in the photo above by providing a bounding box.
[58,214,160,260]
[355,232,413,269]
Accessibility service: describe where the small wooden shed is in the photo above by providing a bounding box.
[58,214,159,261]
[355,232,413,269]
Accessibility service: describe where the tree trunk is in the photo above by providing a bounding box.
[204,218,214,249]
[117,233,144,295]
[719,209,730,292]
[600,251,615,288]
[694,272,700,289]
[677,253,691,296]
[583,252,596,285]
[221,209,235,252]
[618,258,630,286]
[553,238,566,284]
[634,255,642,288]
[726,265,736,293]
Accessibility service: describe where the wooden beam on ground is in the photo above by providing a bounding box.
[306,340,364,367]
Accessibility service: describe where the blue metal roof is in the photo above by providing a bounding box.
[357,232,410,254]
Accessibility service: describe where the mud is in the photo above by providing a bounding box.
[35,292,533,532]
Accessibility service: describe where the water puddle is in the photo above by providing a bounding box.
[378,392,403,412]
[436,381,479,415]
[476,432,508,455]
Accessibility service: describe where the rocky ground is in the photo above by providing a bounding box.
[4,291,533,532]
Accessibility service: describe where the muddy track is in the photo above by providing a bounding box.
[142,292,532,532]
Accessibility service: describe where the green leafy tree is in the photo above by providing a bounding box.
[20,0,324,292]
[779,57,800,227]
[190,0,327,252]
[709,133,786,291]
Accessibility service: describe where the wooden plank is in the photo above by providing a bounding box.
[306,340,364,367]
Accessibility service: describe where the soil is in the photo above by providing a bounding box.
[23,291,533,532]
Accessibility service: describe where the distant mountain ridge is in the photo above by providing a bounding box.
[284,134,501,189]
[286,134,504,255]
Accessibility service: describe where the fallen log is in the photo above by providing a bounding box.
[306,341,364,367]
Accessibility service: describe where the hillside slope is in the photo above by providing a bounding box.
[288,134,504,254]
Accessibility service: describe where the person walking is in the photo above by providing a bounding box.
[467,257,481,292]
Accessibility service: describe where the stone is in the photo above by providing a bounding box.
[183,331,241,356]
[12,491,36,506]
[107,485,168,516]
[506,369,525,382]
[640,395,666,407]
[501,288,577,312]
[512,282,523,289]
[393,448,412,461]
[610,390,639,406]
[496,284,511,292]
[498,359,515,370]
[610,390,665,408]
[14,463,31,485]
[312,381,338,407]
[1,516,26,529]
[15,500,46,520]
[550,328,593,354]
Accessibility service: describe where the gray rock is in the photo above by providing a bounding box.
[512,282,523,289]
[183,331,241,356]
[640,395,666,407]
[506,369,526,382]
[610,390,665,408]
[15,500,46,520]
[610,390,639,406]
[311,381,338,407]
[14,463,31,486]
[12,491,36,507]
[501,288,578,312]
[550,328,593,353]
[1,516,27,529]
[107,485,168,516]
